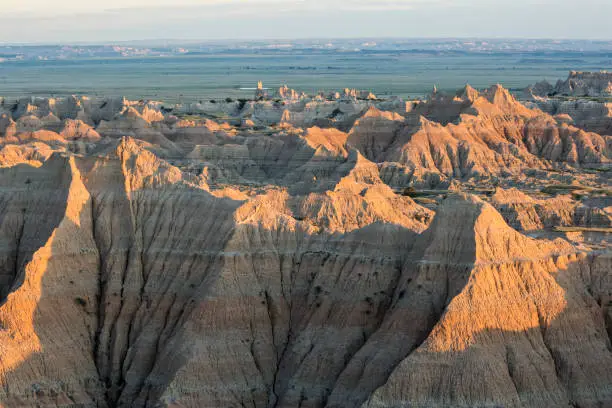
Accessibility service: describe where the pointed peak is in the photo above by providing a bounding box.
[458,84,480,102]
[360,106,404,121]
[280,109,292,121]
[428,84,444,101]
[116,136,143,156]
[478,83,537,117]
[484,84,514,104]
[40,112,61,125]
[421,193,574,265]
[417,115,439,128]
[491,187,536,205]
[115,136,182,191]
[116,106,145,122]
[364,105,383,116]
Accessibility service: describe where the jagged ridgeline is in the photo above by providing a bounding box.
[0,78,610,408]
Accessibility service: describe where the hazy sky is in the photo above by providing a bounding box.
[1,0,611,43]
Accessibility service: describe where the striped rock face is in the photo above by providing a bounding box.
[0,83,610,408]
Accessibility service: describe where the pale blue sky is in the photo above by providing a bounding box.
[1,0,611,43]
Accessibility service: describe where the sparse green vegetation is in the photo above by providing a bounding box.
[554,226,612,233]
[541,184,582,194]
[177,114,205,122]
[401,187,417,197]
[400,188,450,198]
[583,167,610,174]
[541,184,611,196]
[413,197,438,205]
[571,192,585,200]
[74,297,87,307]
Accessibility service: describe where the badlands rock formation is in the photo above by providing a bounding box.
[526,71,612,98]
[525,71,612,136]
[491,187,611,231]
[528,98,612,137]
[0,80,610,408]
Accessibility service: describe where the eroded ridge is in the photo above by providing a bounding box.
[0,80,610,407]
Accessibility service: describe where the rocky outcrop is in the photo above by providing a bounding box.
[1,82,609,190]
[523,116,609,164]
[525,71,612,136]
[347,107,405,162]
[362,196,612,408]
[527,71,612,98]
[0,143,58,167]
[555,71,612,97]
[59,119,101,142]
[349,87,543,187]
[492,188,612,232]
[0,139,608,408]
[530,99,612,136]
[0,80,610,408]
[0,155,107,406]
[348,85,610,188]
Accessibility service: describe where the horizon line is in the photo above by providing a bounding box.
[3,36,612,47]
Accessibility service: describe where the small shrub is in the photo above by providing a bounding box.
[402,187,417,197]
[74,297,87,307]
[237,99,248,110]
